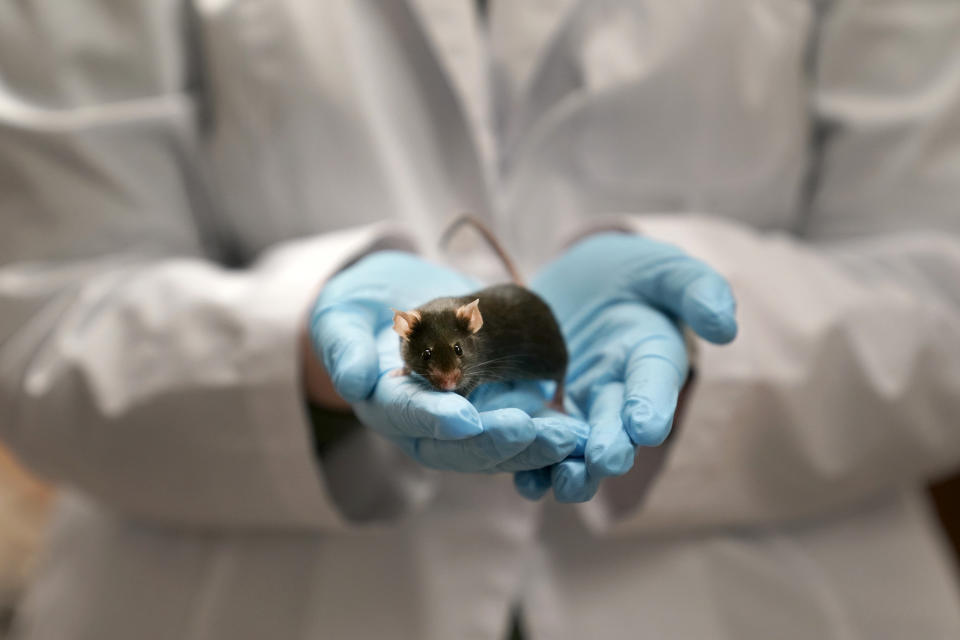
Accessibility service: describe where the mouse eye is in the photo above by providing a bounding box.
[421,348,432,362]
[453,343,463,357]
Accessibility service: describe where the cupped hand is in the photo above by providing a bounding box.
[515,233,738,502]
[308,251,583,473]
[354,325,586,473]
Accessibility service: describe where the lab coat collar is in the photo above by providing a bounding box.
[370,0,494,219]
[406,0,582,171]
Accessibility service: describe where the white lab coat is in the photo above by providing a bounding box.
[2,0,960,638]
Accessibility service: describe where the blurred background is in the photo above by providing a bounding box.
[2,448,958,637]
[9,444,960,636]
[933,477,960,572]
[0,446,52,637]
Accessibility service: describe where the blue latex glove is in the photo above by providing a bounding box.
[515,233,738,502]
[310,251,581,472]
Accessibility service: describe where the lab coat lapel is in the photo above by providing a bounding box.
[407,0,583,181]
[488,0,582,101]
[489,0,584,160]
[400,0,494,212]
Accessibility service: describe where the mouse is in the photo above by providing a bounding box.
[392,216,568,410]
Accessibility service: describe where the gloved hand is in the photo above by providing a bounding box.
[309,251,582,472]
[515,233,738,502]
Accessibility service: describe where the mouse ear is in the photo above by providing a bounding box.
[392,308,421,340]
[456,299,483,334]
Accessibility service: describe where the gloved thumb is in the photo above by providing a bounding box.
[679,271,738,344]
[310,299,384,402]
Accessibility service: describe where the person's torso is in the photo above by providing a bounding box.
[20,3,960,640]
[193,0,811,267]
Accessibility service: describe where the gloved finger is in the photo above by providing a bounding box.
[551,459,600,503]
[563,303,641,363]
[532,405,589,453]
[564,305,672,404]
[560,410,590,457]
[565,348,624,408]
[470,380,549,416]
[353,374,483,439]
[492,414,586,472]
[629,255,737,344]
[412,409,537,472]
[514,468,552,501]
[584,383,635,479]
[622,335,685,446]
[310,299,384,402]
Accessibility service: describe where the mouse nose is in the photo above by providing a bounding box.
[430,369,461,391]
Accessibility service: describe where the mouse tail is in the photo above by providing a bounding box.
[549,377,566,414]
[440,214,525,285]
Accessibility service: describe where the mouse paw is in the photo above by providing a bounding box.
[389,367,410,378]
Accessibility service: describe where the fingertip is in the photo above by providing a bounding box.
[376,378,483,439]
[582,383,633,478]
[552,460,599,503]
[514,469,552,501]
[683,276,738,344]
[429,394,485,439]
[551,463,578,503]
[455,400,485,432]
[586,433,635,477]
[436,412,484,440]
[481,409,536,456]
[691,304,738,344]
[622,396,675,446]
[531,416,583,459]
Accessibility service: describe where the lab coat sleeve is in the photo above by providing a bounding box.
[0,1,423,530]
[595,0,960,534]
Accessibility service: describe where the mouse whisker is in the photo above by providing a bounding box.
[462,365,528,379]
[464,365,533,380]
[461,355,528,371]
